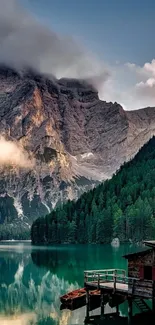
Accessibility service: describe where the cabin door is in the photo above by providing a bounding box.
[152,267,155,281]
[144,266,153,280]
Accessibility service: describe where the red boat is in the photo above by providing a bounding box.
[60,288,109,311]
[89,289,100,297]
[60,288,86,305]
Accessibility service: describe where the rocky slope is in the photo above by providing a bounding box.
[0,66,155,225]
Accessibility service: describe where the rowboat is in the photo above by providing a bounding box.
[60,288,86,305]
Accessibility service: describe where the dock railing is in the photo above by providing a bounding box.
[84,269,127,288]
[84,269,153,297]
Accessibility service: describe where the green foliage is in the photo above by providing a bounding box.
[0,223,30,240]
[31,137,155,245]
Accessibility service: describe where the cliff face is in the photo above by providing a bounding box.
[0,66,155,224]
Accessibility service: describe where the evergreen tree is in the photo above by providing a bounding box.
[31,137,155,245]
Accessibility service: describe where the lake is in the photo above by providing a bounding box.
[0,242,147,325]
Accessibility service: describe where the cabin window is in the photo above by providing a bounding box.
[144,266,152,280]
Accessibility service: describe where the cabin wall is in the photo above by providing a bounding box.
[128,251,155,278]
[127,250,155,298]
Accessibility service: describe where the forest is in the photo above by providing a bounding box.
[31,137,155,244]
[0,223,30,241]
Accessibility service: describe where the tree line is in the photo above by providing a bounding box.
[31,137,155,244]
[0,223,30,241]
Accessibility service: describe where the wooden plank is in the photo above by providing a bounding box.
[84,269,126,273]
[85,280,152,298]
[86,281,128,291]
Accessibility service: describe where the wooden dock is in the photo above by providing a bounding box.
[61,242,155,324]
[84,268,153,323]
[84,268,154,298]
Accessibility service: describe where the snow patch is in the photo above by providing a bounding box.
[24,222,31,229]
[13,198,23,219]
[42,201,50,213]
[80,152,94,159]
[0,192,7,197]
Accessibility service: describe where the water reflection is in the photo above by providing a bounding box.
[0,243,151,325]
[0,244,91,324]
[0,313,36,325]
[0,263,78,324]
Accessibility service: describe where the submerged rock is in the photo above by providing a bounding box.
[111,238,120,247]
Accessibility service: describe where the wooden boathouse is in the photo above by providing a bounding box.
[84,241,155,322]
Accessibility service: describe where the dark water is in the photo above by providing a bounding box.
[0,242,148,325]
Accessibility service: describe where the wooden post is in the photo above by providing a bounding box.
[98,273,100,289]
[122,270,126,283]
[128,298,133,323]
[152,281,155,313]
[84,272,87,286]
[114,273,116,293]
[116,304,119,315]
[85,288,90,322]
[100,291,105,319]
[132,279,135,295]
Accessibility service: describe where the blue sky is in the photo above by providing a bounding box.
[22,0,155,65]
[19,0,155,109]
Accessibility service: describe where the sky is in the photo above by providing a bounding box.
[21,0,155,65]
[4,0,155,110]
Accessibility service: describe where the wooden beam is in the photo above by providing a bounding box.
[152,281,155,313]
[116,304,119,315]
[85,288,90,321]
[100,291,105,319]
[128,298,133,322]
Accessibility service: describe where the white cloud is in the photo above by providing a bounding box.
[136,78,155,89]
[122,59,155,108]
[0,1,155,111]
[125,62,137,69]
[0,0,109,87]
[126,59,155,79]
[135,78,155,99]
[143,59,155,76]
[0,136,34,168]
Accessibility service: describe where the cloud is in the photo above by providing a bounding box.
[1,1,155,110]
[0,136,34,168]
[142,60,155,76]
[135,78,155,99]
[123,59,155,108]
[125,62,137,70]
[0,0,109,87]
[126,59,155,79]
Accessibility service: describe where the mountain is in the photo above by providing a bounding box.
[31,137,155,245]
[0,66,155,229]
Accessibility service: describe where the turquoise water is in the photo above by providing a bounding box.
[0,242,147,324]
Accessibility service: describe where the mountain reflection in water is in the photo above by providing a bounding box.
[0,242,152,325]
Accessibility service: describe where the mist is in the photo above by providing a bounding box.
[0,0,109,87]
[0,136,34,168]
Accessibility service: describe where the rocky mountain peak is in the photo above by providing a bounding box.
[0,65,155,225]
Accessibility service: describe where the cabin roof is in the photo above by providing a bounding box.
[143,240,155,248]
[123,248,152,259]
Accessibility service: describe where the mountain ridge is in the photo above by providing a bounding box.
[0,66,155,228]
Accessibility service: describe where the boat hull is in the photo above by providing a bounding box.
[60,288,109,311]
[60,288,86,305]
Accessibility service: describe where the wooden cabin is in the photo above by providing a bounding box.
[124,240,155,299]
